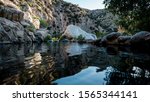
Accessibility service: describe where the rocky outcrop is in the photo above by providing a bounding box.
[35,29,51,42]
[1,0,117,34]
[0,17,24,43]
[94,31,150,48]
[0,17,36,43]
[130,31,150,45]
[129,31,150,50]
[0,6,24,21]
[101,32,121,45]
[62,25,97,41]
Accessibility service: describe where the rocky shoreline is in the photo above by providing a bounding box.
[93,31,150,49]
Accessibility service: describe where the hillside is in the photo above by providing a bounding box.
[0,0,117,43]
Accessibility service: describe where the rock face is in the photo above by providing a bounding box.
[0,0,118,43]
[63,25,97,40]
[1,0,117,33]
[0,6,24,21]
[0,17,36,43]
[35,29,51,42]
[0,17,24,43]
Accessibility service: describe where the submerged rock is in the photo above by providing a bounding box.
[63,25,97,41]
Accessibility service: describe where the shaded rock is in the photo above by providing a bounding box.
[101,32,121,45]
[28,32,36,42]
[0,6,24,21]
[92,38,102,45]
[0,17,24,43]
[20,3,29,12]
[20,20,31,27]
[0,17,36,43]
[35,29,51,42]
[131,31,150,44]
[131,31,150,49]
[118,36,131,45]
[24,30,36,42]
[0,0,4,5]
[63,25,97,40]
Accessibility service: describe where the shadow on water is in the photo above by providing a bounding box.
[0,42,150,85]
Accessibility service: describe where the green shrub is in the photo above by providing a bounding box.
[44,35,52,42]
[27,24,36,32]
[95,32,106,37]
[39,19,48,28]
[52,37,59,42]
[75,34,85,41]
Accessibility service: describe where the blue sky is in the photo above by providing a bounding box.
[63,0,105,10]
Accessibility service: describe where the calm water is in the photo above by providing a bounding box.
[0,42,150,85]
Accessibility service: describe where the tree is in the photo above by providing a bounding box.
[103,0,150,33]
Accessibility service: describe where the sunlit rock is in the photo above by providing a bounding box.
[63,25,97,40]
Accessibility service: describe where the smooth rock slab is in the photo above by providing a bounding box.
[63,25,97,40]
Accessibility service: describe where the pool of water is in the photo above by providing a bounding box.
[0,42,150,85]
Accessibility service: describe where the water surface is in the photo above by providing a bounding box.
[0,42,150,85]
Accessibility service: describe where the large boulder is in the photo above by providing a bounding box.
[101,32,121,45]
[62,25,97,40]
[118,36,131,45]
[130,31,150,48]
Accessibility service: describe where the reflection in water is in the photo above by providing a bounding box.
[65,43,89,56]
[53,66,107,85]
[0,42,150,85]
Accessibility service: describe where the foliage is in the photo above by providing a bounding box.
[95,31,106,37]
[75,35,85,41]
[39,19,48,28]
[26,24,36,32]
[44,35,52,42]
[52,37,59,42]
[103,0,150,33]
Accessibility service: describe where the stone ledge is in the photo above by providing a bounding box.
[0,6,24,21]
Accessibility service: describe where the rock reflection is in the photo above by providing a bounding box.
[25,53,42,69]
[0,43,150,85]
